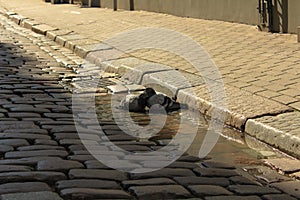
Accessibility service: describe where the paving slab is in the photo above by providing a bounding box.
[270,181,300,198]
[264,158,300,174]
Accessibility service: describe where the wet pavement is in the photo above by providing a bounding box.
[0,9,299,200]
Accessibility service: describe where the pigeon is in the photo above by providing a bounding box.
[119,87,184,113]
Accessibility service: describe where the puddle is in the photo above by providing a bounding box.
[94,93,284,168]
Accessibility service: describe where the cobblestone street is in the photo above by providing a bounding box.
[0,0,299,162]
[0,7,299,200]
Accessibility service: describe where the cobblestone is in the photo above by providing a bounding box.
[69,169,128,181]
[0,165,32,173]
[228,185,281,195]
[5,150,68,159]
[0,191,63,200]
[0,145,13,153]
[122,178,176,189]
[56,179,121,190]
[188,185,233,196]
[60,188,131,199]
[17,145,64,151]
[37,159,84,171]
[0,171,66,184]
[0,182,51,194]
[174,177,230,187]
[129,185,192,199]
[193,168,239,177]
[130,168,196,179]
[0,133,51,140]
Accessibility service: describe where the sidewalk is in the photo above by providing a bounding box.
[0,0,300,160]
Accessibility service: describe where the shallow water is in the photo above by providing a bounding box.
[94,93,282,168]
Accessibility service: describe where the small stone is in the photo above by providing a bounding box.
[37,159,84,171]
[129,185,192,200]
[69,169,128,181]
[0,182,51,194]
[188,185,233,196]
[0,191,63,200]
[244,166,291,184]
[291,171,300,179]
[60,188,131,199]
[56,179,120,190]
